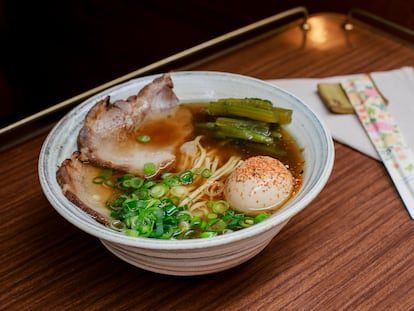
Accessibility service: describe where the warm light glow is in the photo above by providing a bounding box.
[301,16,348,50]
[308,19,329,45]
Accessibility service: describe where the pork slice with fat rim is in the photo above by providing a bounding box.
[57,151,112,225]
[77,73,192,177]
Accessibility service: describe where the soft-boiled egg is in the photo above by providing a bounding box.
[224,156,293,214]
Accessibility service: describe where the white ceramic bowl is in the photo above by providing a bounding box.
[39,71,334,276]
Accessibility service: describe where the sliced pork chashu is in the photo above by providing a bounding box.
[77,73,192,177]
[57,73,194,223]
[57,151,112,225]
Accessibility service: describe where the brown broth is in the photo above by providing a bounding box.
[133,106,193,149]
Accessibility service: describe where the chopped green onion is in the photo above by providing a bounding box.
[143,180,157,189]
[129,177,144,189]
[227,214,242,230]
[200,231,217,238]
[150,183,169,198]
[163,177,180,187]
[124,215,139,229]
[125,229,139,237]
[254,213,269,223]
[138,223,154,237]
[239,217,255,228]
[92,176,106,184]
[106,193,127,211]
[122,176,144,189]
[143,162,157,175]
[178,220,191,232]
[170,185,189,198]
[104,179,116,188]
[190,216,202,227]
[201,168,212,178]
[165,204,179,216]
[96,158,270,240]
[160,225,175,239]
[206,219,227,232]
[176,211,192,221]
[161,172,175,179]
[121,173,135,180]
[178,170,194,184]
[212,200,229,214]
[136,134,151,143]
[133,188,150,199]
[207,213,218,220]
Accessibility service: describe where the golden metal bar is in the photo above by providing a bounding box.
[345,8,414,40]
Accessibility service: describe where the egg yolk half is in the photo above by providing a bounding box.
[224,155,293,214]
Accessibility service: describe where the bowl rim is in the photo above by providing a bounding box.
[38,70,335,250]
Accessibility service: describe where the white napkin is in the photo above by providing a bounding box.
[267,66,414,160]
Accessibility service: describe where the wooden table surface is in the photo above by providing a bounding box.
[2,12,414,310]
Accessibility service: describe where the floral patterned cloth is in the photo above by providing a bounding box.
[341,74,414,218]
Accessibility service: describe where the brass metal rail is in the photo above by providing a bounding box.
[345,8,414,43]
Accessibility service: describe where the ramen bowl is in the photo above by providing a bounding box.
[39,71,334,276]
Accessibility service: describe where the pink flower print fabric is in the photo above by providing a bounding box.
[341,74,414,218]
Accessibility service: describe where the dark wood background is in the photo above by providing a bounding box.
[1,0,414,127]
